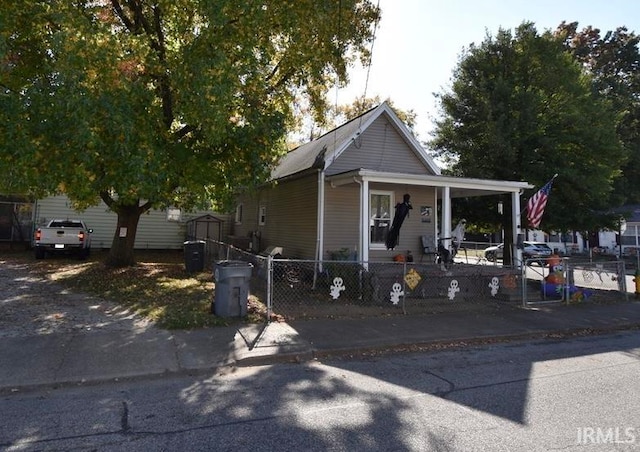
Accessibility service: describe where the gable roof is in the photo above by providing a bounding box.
[610,204,640,223]
[271,102,441,180]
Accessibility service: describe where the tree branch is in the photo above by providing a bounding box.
[151,5,173,128]
[99,191,115,208]
[138,200,154,214]
[110,0,134,32]
[174,124,197,140]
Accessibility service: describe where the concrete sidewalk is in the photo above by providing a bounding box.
[1,301,639,393]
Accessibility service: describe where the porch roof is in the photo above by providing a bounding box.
[326,169,533,198]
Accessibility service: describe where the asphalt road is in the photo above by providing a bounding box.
[2,332,640,451]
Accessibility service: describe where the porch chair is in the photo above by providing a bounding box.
[420,235,437,263]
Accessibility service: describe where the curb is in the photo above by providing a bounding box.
[308,323,640,361]
[3,322,638,395]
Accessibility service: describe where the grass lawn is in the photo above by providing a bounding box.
[3,249,268,329]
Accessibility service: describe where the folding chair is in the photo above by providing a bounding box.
[420,235,437,263]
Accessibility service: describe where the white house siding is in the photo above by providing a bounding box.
[234,175,318,259]
[325,116,433,177]
[34,195,230,250]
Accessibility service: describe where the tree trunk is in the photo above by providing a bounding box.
[105,204,142,267]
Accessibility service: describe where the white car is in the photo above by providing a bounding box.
[483,243,504,261]
[484,241,553,264]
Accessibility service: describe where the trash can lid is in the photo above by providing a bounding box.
[215,260,253,268]
[184,240,206,245]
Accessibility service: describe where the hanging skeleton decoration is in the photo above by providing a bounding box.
[386,194,412,250]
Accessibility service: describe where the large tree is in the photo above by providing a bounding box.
[430,22,624,255]
[0,0,380,266]
[555,22,640,205]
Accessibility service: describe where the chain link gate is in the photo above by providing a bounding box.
[523,257,628,306]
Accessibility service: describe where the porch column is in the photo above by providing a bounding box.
[361,179,369,263]
[441,186,452,250]
[512,190,523,266]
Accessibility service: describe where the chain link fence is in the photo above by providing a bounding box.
[200,240,629,321]
[523,257,628,305]
[268,259,522,320]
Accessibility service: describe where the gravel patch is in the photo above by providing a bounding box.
[0,258,153,338]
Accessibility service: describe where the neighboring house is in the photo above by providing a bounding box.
[602,204,640,257]
[527,205,640,256]
[34,195,231,250]
[617,205,640,255]
[233,103,532,262]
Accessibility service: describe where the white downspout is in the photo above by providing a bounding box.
[316,170,325,264]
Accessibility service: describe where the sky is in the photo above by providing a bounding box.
[337,0,640,141]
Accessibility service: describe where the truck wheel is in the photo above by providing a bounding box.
[79,248,90,260]
[35,247,45,259]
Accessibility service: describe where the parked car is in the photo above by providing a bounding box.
[33,219,93,259]
[483,243,504,261]
[523,242,553,264]
[484,241,553,265]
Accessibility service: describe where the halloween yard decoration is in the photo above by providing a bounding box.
[451,219,467,256]
[437,219,467,268]
[386,194,412,250]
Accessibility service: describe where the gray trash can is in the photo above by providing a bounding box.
[184,240,205,273]
[213,260,253,317]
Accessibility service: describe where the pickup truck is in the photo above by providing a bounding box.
[33,219,93,259]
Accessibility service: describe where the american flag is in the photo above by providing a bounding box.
[527,177,555,229]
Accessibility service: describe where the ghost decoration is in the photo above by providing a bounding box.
[447,279,460,301]
[390,282,404,305]
[330,277,346,300]
[488,277,500,297]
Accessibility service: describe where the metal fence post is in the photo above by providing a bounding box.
[561,257,568,305]
[402,261,407,315]
[266,255,273,323]
[620,260,628,300]
[521,261,527,307]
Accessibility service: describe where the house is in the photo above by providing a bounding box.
[34,195,231,250]
[616,204,640,256]
[232,103,532,262]
[527,205,640,257]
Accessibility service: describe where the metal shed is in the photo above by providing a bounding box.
[186,214,224,241]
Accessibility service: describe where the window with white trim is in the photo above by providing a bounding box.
[258,205,266,226]
[370,191,393,247]
[166,208,181,222]
[235,203,243,224]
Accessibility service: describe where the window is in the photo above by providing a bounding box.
[370,191,393,247]
[166,208,181,222]
[235,204,243,224]
[258,205,266,226]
